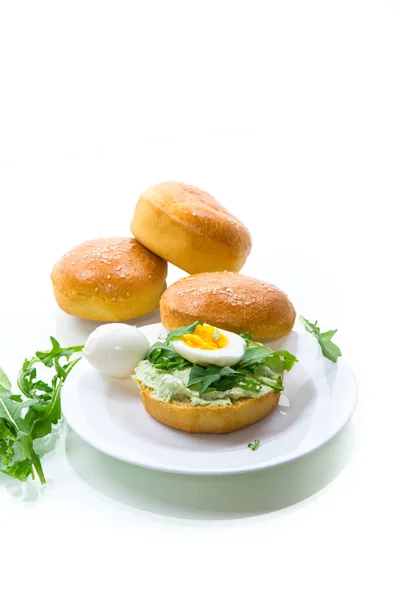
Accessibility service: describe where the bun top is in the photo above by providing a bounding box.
[139,182,252,256]
[160,271,296,339]
[51,237,167,299]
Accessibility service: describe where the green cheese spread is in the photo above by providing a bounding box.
[135,360,275,406]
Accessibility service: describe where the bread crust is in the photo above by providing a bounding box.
[137,383,280,434]
[130,182,252,273]
[160,271,296,339]
[51,237,167,321]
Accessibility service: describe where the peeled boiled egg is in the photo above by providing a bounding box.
[171,324,246,367]
[83,323,149,378]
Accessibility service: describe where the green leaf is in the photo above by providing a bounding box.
[237,346,297,373]
[187,365,224,394]
[300,316,342,363]
[36,337,83,367]
[239,332,253,343]
[247,439,260,451]
[0,438,14,465]
[25,380,63,440]
[0,365,11,391]
[165,321,202,345]
[146,342,191,371]
[263,350,298,374]
[0,391,34,431]
[239,331,261,348]
[1,459,33,481]
[236,345,272,370]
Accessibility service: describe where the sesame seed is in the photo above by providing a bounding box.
[95,287,99,292]
[126,292,130,297]
[107,274,111,279]
[107,283,111,288]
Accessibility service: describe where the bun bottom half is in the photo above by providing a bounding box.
[137,384,280,434]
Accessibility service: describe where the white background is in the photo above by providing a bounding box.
[0,1,399,598]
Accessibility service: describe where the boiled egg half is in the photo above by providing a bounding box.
[83,323,149,378]
[171,324,246,367]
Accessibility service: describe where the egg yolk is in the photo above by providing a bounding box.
[182,325,228,350]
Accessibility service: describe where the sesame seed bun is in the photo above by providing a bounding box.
[137,383,280,434]
[51,237,167,321]
[160,272,296,339]
[130,182,252,274]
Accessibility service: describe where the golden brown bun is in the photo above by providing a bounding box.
[51,237,167,321]
[137,384,280,434]
[130,181,252,274]
[160,271,296,339]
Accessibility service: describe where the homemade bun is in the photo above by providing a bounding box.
[138,384,280,434]
[160,271,296,339]
[130,181,252,274]
[51,237,167,321]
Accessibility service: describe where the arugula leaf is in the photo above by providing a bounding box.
[0,365,12,391]
[187,365,231,394]
[247,439,260,451]
[0,338,83,484]
[239,331,261,348]
[236,345,272,370]
[0,459,33,481]
[0,436,14,465]
[165,321,202,345]
[239,332,253,343]
[263,350,298,374]
[237,346,297,374]
[146,342,191,371]
[300,316,342,363]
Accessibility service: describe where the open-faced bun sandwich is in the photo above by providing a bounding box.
[51,237,167,321]
[160,271,296,339]
[135,321,297,433]
[130,181,252,273]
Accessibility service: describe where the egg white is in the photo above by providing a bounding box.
[83,323,149,378]
[171,328,246,367]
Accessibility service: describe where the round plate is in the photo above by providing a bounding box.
[62,322,357,475]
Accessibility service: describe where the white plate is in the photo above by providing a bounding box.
[62,322,357,475]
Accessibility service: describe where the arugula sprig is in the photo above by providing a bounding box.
[237,345,297,372]
[145,322,203,371]
[146,342,191,371]
[0,338,83,484]
[165,322,201,345]
[300,316,342,363]
[248,439,261,451]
